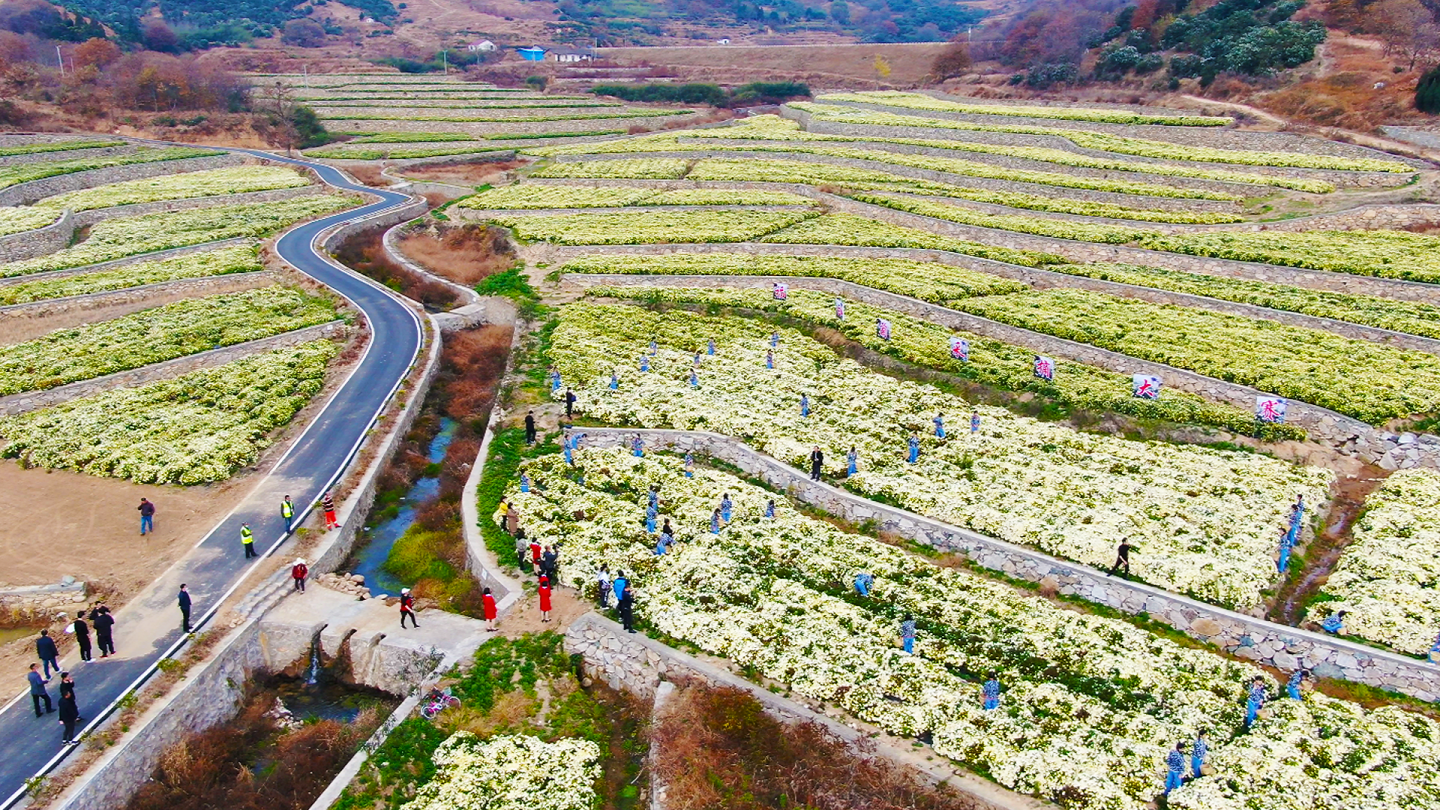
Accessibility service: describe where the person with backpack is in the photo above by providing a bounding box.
[71,611,91,662]
[291,558,309,592]
[400,589,419,629]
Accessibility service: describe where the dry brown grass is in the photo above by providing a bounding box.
[402,160,524,187]
[653,684,991,810]
[333,225,459,310]
[601,42,949,86]
[397,223,515,287]
[342,164,389,188]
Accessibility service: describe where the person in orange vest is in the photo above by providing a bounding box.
[400,588,418,628]
[291,558,308,592]
[538,576,552,623]
[483,587,498,632]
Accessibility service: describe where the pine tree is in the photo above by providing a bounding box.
[1417,65,1440,114]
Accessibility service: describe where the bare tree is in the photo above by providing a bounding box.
[1378,0,1440,69]
[257,81,299,154]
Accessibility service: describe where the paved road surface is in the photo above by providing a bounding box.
[0,153,423,806]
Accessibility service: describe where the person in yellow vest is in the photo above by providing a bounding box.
[241,523,256,558]
[281,496,295,533]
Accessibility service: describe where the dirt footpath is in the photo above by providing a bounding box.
[0,461,246,595]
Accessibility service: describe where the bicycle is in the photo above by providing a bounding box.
[420,686,461,720]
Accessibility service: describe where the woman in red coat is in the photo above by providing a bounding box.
[482,587,498,632]
[538,576,552,623]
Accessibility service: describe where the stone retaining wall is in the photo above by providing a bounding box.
[790,113,1418,191]
[550,149,1234,213]
[0,153,240,207]
[575,428,1440,701]
[0,579,88,619]
[52,621,268,810]
[70,184,326,227]
[566,613,1026,810]
[567,271,1437,469]
[0,271,275,319]
[0,208,72,264]
[0,321,347,417]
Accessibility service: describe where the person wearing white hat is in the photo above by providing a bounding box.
[291,558,309,592]
[400,588,418,628]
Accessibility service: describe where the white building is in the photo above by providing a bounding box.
[468,40,496,52]
[554,48,594,62]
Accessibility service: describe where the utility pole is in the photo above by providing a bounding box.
[56,44,64,77]
[303,63,308,90]
[443,49,448,74]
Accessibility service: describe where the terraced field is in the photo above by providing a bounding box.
[268,74,701,155]
[0,141,360,487]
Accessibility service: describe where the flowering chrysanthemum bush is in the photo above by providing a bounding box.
[684,153,1241,206]
[503,448,1438,810]
[560,252,1030,303]
[317,108,690,123]
[31,165,310,213]
[1138,229,1440,285]
[400,733,599,810]
[303,144,507,160]
[0,244,262,306]
[549,302,1332,608]
[0,286,337,395]
[0,194,357,278]
[530,115,1335,193]
[955,289,1440,425]
[1052,263,1440,340]
[760,212,1063,267]
[589,285,1300,440]
[0,206,60,238]
[530,158,692,179]
[0,139,123,158]
[1313,469,1440,655]
[818,90,1234,126]
[458,184,813,210]
[789,103,1414,173]
[487,208,817,245]
[852,192,1151,243]
[0,146,216,191]
[0,341,337,484]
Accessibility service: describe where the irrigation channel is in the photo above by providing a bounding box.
[347,417,459,596]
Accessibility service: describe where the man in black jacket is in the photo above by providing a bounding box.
[72,612,91,662]
[524,411,537,444]
[36,630,59,678]
[92,606,115,658]
[810,446,824,481]
[177,585,192,634]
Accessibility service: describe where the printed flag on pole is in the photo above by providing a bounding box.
[1132,374,1162,400]
[772,282,788,300]
[1033,355,1055,381]
[876,318,892,340]
[949,337,970,362]
[1256,396,1289,423]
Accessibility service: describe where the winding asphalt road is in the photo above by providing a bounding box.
[0,153,424,808]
